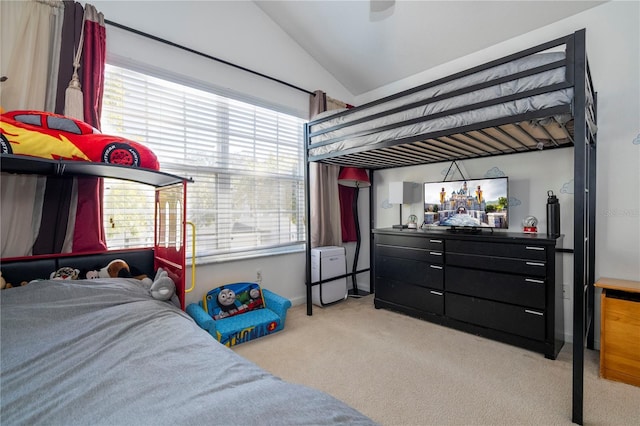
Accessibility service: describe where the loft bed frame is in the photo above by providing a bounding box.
[0,154,193,310]
[304,29,596,424]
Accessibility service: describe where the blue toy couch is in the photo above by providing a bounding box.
[186,282,291,347]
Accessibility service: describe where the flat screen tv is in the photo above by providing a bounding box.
[423,177,508,231]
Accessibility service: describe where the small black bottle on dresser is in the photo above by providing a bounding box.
[547,190,560,238]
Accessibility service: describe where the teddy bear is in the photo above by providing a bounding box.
[1,271,28,289]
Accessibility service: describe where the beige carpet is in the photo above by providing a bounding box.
[234,295,640,425]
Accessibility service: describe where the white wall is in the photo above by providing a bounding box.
[358,1,640,344]
[93,1,354,118]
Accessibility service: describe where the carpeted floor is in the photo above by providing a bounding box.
[234,294,640,425]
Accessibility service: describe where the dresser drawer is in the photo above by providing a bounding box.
[376,255,444,290]
[446,252,546,277]
[446,266,546,309]
[377,244,444,264]
[376,278,444,315]
[447,239,547,261]
[376,234,444,251]
[446,293,545,341]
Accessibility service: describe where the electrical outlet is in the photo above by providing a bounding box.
[256,269,262,284]
[563,284,570,299]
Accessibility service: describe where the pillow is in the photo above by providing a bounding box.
[202,282,265,320]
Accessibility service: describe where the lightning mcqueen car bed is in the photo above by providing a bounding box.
[0,110,159,170]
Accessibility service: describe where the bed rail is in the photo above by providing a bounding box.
[1,248,155,286]
[306,31,596,170]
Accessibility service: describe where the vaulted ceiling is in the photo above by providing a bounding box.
[255,1,606,96]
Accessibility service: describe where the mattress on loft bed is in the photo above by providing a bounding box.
[308,52,585,157]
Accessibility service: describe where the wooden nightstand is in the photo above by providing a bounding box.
[594,277,640,387]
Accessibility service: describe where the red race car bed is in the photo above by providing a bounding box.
[0,110,159,170]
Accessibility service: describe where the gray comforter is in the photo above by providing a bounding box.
[1,278,375,425]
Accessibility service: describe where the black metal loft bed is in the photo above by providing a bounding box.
[304,29,597,424]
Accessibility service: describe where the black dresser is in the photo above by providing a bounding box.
[373,228,564,359]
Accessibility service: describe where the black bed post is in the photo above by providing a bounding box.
[304,124,313,316]
[587,92,597,350]
[571,28,588,426]
[369,170,375,294]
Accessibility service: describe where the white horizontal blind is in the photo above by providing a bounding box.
[101,64,306,261]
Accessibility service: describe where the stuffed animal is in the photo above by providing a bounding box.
[92,259,175,301]
[85,270,100,279]
[1,271,29,289]
[92,258,151,285]
[150,268,175,301]
[51,267,80,280]
[98,259,131,279]
[0,272,29,290]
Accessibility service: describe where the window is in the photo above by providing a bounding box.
[101,64,306,262]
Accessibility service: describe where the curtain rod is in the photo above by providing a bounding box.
[104,19,315,96]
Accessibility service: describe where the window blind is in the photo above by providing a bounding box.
[101,64,306,262]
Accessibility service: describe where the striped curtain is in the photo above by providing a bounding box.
[308,91,342,248]
[308,91,358,247]
[0,0,107,258]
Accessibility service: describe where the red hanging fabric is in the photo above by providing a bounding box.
[81,14,106,129]
[72,5,107,252]
[339,184,357,242]
[72,178,107,252]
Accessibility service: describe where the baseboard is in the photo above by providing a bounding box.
[289,295,307,306]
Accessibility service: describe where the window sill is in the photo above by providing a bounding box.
[189,243,305,266]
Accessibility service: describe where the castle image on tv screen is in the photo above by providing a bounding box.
[423,177,508,229]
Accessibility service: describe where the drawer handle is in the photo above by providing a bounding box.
[429,239,443,244]
[430,265,443,270]
[525,278,545,284]
[525,246,545,251]
[430,291,444,296]
[429,252,443,256]
[378,244,426,252]
[525,309,544,316]
[525,262,545,267]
